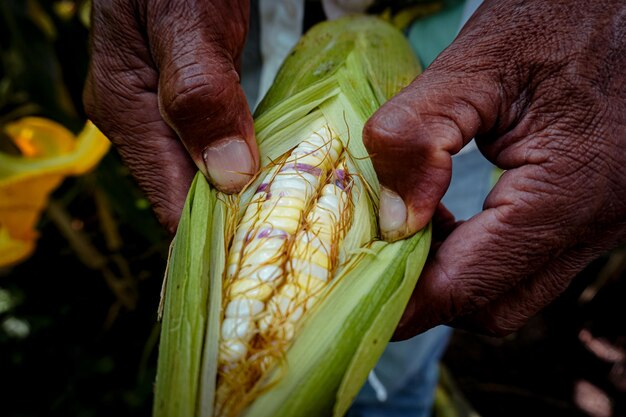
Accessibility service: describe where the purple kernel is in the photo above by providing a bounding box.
[280,163,322,177]
[257,228,288,239]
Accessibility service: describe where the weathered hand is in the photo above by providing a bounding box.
[84,0,258,233]
[364,0,626,338]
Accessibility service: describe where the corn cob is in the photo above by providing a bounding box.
[258,161,353,343]
[219,128,343,365]
[154,15,430,417]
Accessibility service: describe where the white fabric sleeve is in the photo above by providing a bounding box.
[257,0,305,104]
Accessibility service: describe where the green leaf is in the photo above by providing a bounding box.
[153,176,215,417]
[198,191,228,417]
[333,224,431,416]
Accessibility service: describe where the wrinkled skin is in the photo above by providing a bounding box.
[85,0,626,337]
[84,0,259,234]
[364,0,626,338]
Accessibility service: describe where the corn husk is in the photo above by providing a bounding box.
[154,15,430,417]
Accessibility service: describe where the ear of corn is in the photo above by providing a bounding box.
[154,15,430,417]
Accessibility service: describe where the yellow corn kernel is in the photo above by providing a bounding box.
[255,162,352,352]
[219,128,343,365]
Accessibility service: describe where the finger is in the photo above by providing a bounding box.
[148,0,259,193]
[84,1,195,233]
[393,164,590,340]
[364,59,504,241]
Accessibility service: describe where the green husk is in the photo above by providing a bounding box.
[153,177,217,417]
[154,15,429,417]
[242,230,430,417]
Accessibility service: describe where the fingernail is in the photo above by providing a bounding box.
[203,138,256,193]
[379,186,408,242]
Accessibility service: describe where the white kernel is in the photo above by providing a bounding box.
[310,208,340,227]
[281,323,295,340]
[277,171,319,186]
[249,265,283,283]
[247,235,285,252]
[281,182,315,195]
[258,315,270,332]
[242,247,282,266]
[300,232,328,252]
[257,216,300,234]
[221,317,252,339]
[265,196,304,209]
[318,194,340,210]
[288,306,304,323]
[295,261,330,282]
[258,206,302,221]
[220,340,247,362]
[322,184,341,196]
[269,295,294,317]
[229,279,273,300]
[276,189,308,202]
[305,294,322,310]
[280,283,300,299]
[290,249,330,270]
[225,299,264,318]
[296,273,327,293]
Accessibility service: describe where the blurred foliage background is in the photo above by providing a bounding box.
[1,1,624,417]
[1,1,166,415]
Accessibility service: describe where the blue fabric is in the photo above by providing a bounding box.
[349,327,452,417]
[408,0,465,68]
[443,147,495,221]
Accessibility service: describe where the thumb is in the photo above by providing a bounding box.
[363,50,505,241]
[150,3,259,193]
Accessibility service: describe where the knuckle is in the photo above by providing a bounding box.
[363,116,416,157]
[160,63,238,124]
[162,82,213,121]
[362,116,392,153]
[364,102,460,160]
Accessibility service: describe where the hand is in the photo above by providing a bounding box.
[84,0,259,233]
[363,0,626,338]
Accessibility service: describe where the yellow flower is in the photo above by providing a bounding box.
[0,117,110,266]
